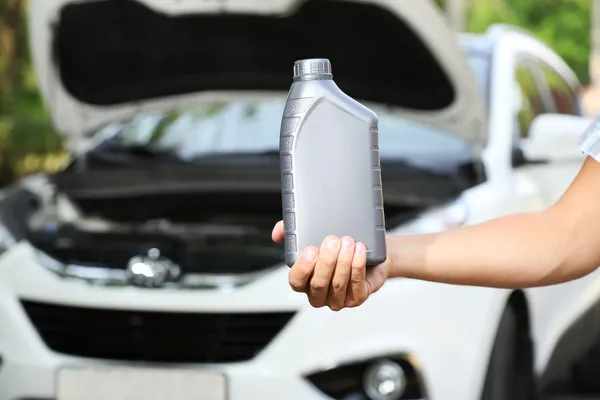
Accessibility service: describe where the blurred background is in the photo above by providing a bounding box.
[0,0,596,187]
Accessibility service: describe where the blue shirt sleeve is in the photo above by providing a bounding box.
[579,114,600,162]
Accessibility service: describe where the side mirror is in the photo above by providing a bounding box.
[521,114,591,163]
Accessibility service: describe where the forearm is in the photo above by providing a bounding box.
[387,208,596,288]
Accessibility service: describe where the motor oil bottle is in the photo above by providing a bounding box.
[279,58,387,267]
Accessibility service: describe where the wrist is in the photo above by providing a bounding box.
[385,234,402,279]
[385,233,431,280]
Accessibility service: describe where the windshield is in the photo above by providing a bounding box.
[96,52,486,165]
[99,100,473,164]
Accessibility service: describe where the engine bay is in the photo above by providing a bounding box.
[22,177,287,277]
[12,175,424,283]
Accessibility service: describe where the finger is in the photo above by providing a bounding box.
[308,236,340,308]
[272,220,285,243]
[366,260,390,295]
[289,246,318,292]
[327,236,355,311]
[346,242,368,308]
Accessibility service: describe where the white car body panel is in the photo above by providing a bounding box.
[0,165,592,400]
[483,29,594,376]
[0,199,525,400]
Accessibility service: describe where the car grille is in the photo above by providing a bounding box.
[22,300,295,363]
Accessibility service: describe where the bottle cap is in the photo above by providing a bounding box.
[293,58,332,81]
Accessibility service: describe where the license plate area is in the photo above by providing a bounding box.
[57,367,227,400]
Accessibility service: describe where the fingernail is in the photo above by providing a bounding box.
[355,242,366,255]
[341,236,354,250]
[325,236,340,250]
[305,247,318,261]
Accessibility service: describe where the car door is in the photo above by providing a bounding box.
[484,47,547,217]
[512,47,600,379]
[527,57,600,390]
[519,56,585,208]
[459,36,546,243]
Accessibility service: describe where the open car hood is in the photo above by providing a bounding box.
[29,0,486,147]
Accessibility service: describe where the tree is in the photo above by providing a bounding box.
[0,0,64,186]
[467,0,591,84]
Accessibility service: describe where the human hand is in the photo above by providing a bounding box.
[272,221,390,311]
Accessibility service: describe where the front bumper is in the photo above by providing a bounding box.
[0,243,508,400]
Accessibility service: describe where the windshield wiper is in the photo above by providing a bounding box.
[231,150,280,156]
[98,143,181,160]
[186,150,281,161]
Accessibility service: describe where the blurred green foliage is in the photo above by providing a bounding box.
[466,0,592,84]
[0,0,66,187]
[0,0,595,187]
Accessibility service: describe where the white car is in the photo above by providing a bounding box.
[0,0,595,399]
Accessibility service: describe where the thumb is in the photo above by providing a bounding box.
[272,220,285,243]
[366,261,390,294]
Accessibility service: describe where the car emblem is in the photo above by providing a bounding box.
[126,248,181,288]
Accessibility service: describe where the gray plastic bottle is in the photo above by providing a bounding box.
[279,58,387,267]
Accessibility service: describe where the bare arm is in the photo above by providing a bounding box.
[388,156,600,288]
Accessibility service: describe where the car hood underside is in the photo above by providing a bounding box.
[29,0,485,145]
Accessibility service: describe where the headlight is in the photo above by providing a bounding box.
[305,355,426,400]
[363,360,407,400]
